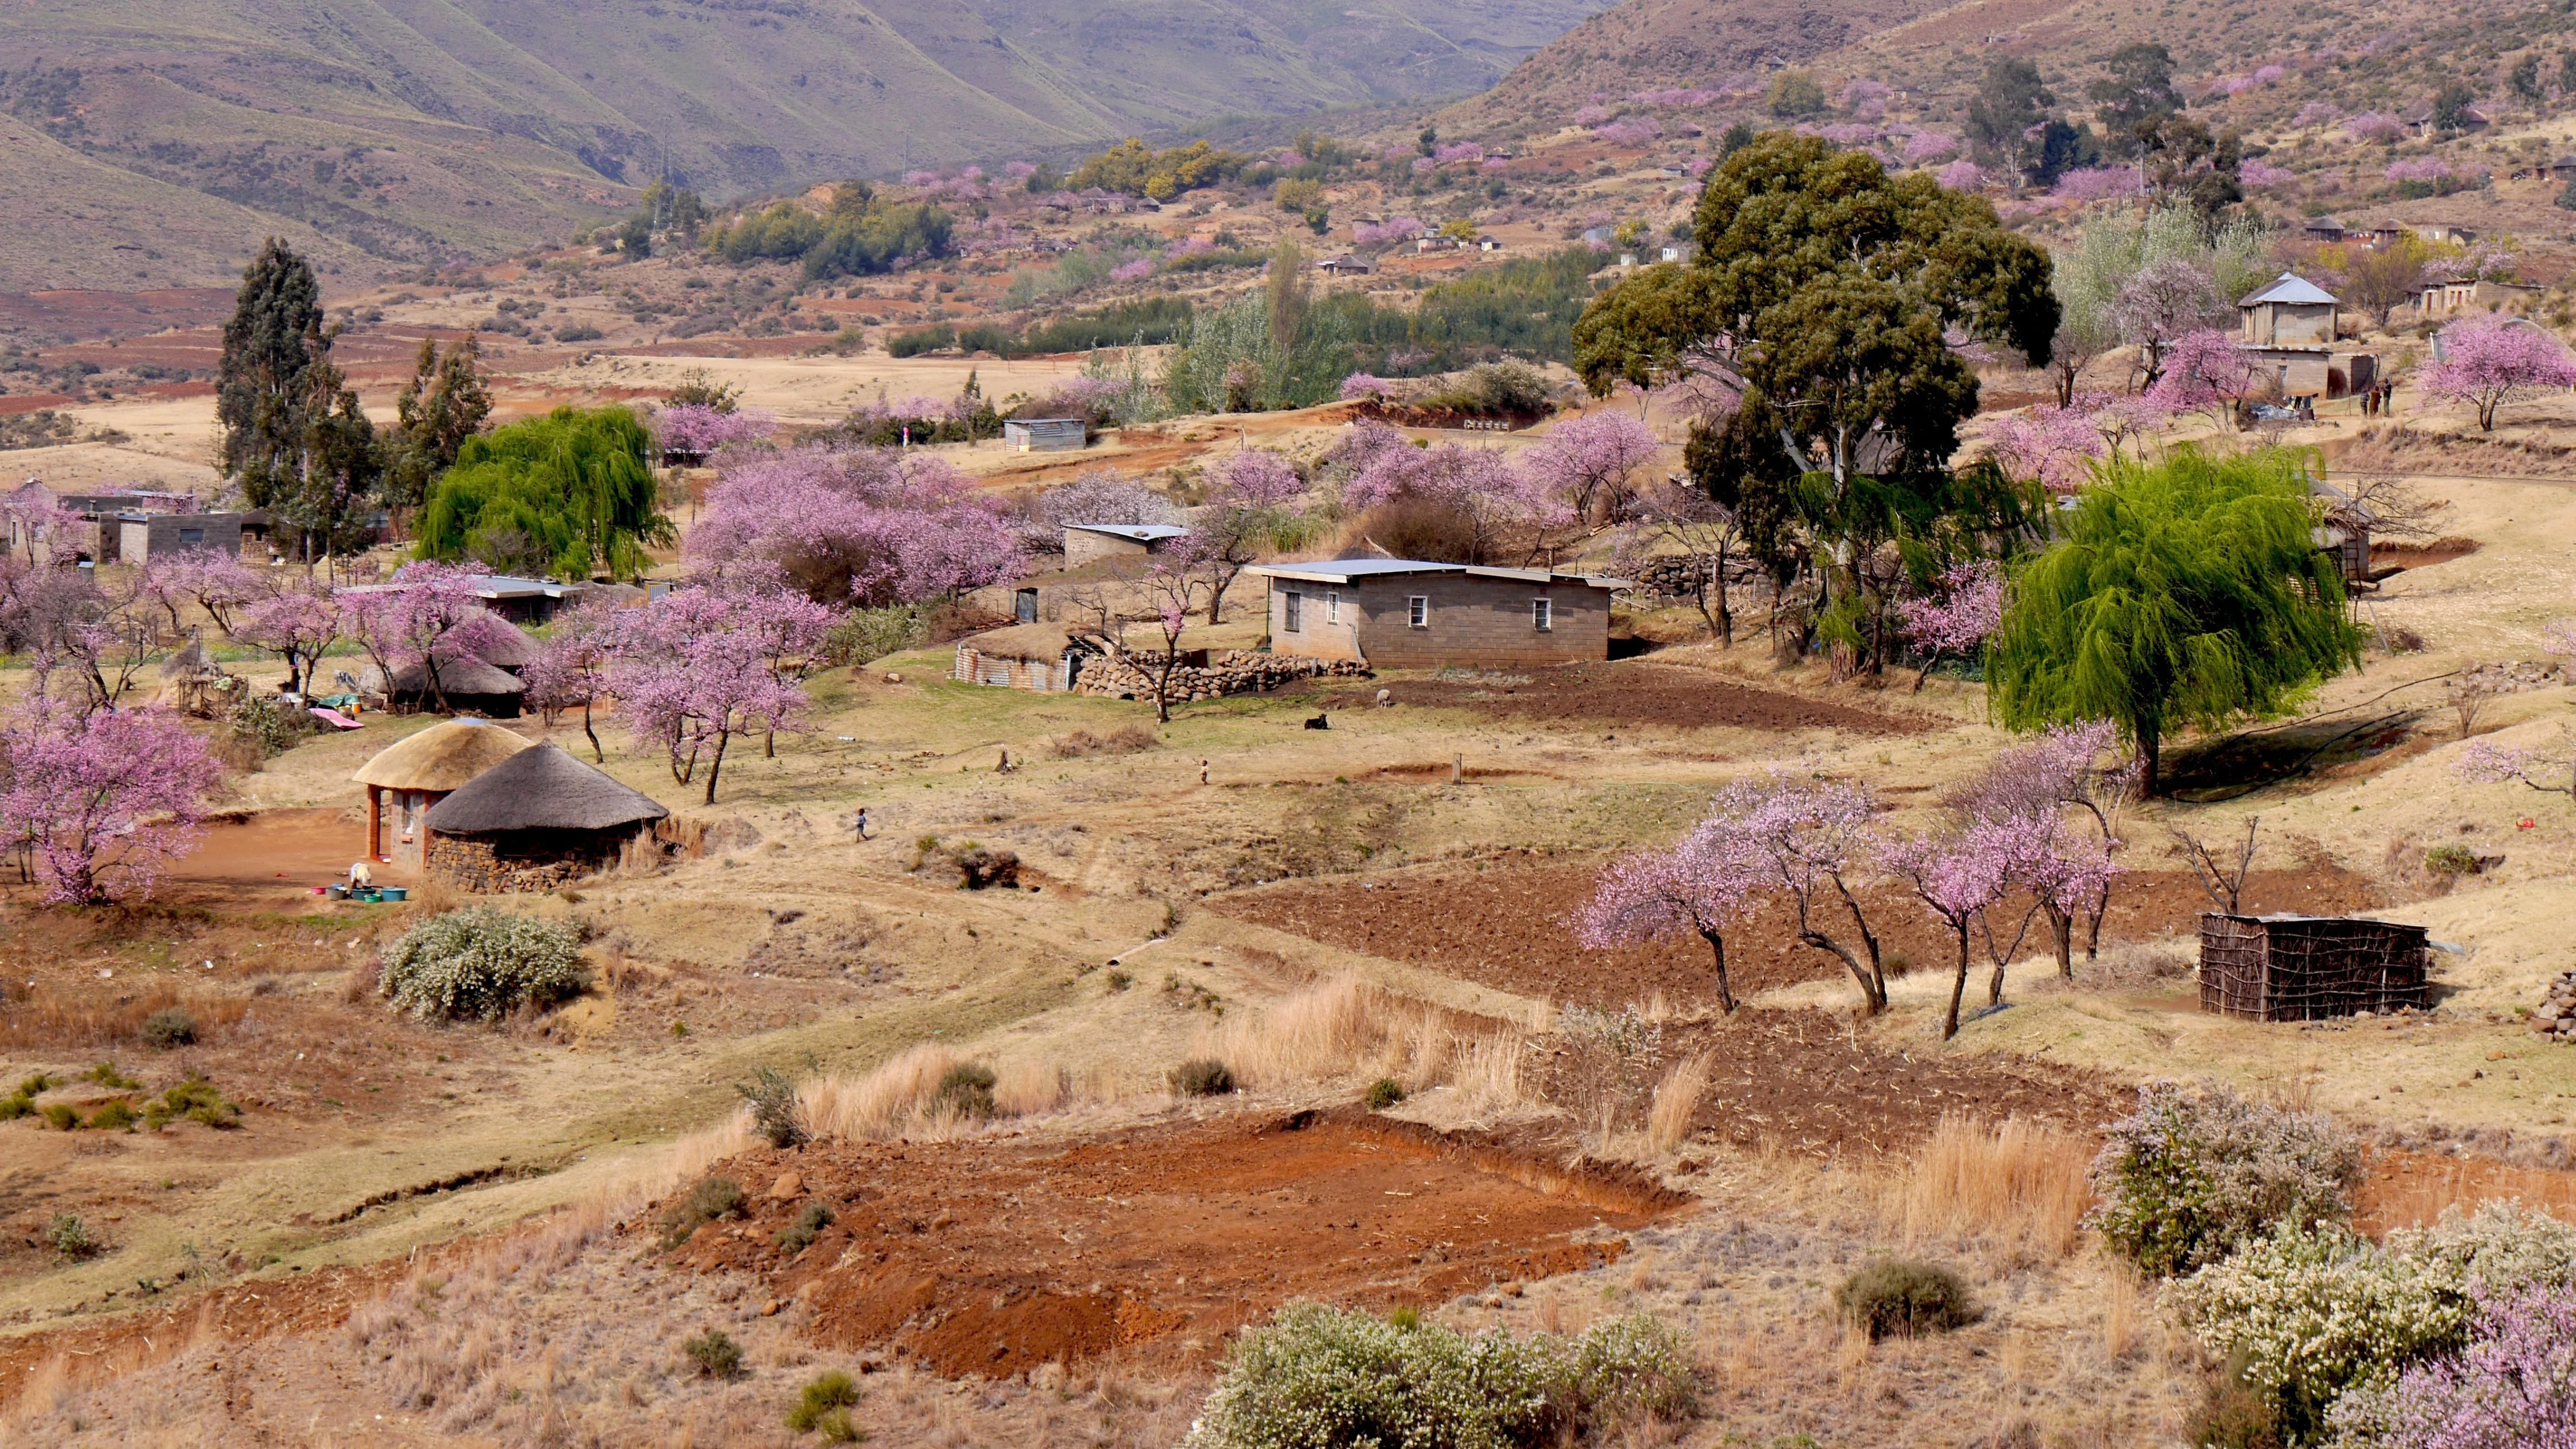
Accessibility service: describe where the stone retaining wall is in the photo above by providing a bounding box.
[1074,650,1369,704]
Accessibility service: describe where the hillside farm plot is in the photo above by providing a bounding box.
[1213,856,2393,1010]
[1328,661,1932,733]
[663,1107,1682,1376]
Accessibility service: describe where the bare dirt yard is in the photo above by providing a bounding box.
[1328,659,1933,733]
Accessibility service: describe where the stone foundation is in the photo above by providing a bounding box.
[427,830,630,893]
[1073,650,1369,703]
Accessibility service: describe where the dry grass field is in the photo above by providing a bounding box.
[2,364,2575,1448]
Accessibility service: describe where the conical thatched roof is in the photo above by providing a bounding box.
[351,718,534,791]
[423,742,670,834]
[159,634,216,681]
[456,626,539,671]
[389,657,526,698]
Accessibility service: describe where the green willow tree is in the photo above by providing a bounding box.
[417,406,672,581]
[216,237,329,508]
[1573,132,2058,673]
[1988,448,2362,795]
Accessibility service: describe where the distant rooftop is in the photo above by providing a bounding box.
[2244,272,2340,306]
[1065,523,1188,541]
[1248,558,1631,588]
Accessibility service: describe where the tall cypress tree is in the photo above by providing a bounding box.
[217,239,326,508]
[385,336,493,512]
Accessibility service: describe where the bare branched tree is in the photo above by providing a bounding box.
[2171,815,2260,915]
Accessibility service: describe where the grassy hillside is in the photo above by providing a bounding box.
[0,0,1605,291]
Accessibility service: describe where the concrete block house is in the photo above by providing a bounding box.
[1248,559,1627,669]
[2237,273,2376,400]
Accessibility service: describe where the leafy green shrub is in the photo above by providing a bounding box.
[788,1370,861,1433]
[660,1177,747,1251]
[142,1008,198,1049]
[933,1063,997,1119]
[684,1328,744,1379]
[2089,1083,2364,1276]
[2173,1202,2576,1441]
[16,1073,50,1097]
[146,1077,240,1130]
[86,1061,140,1089]
[823,603,932,666]
[1183,1304,1697,1448]
[1834,1258,1981,1341]
[0,1093,29,1121]
[87,1099,138,1131]
[48,1213,97,1259]
[1171,1059,1236,1097]
[778,1201,834,1254]
[41,1102,78,1131]
[2423,844,2478,877]
[740,1066,810,1148]
[1363,1078,1405,1111]
[380,907,590,1021]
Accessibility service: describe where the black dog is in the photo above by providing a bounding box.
[1304,713,1329,730]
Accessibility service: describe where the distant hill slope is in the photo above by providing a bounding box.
[1453,0,1948,121]
[0,0,1606,291]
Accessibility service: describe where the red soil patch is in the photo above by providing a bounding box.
[666,1108,1681,1377]
[2358,1148,2576,1234]
[1328,661,1929,733]
[1213,858,2386,1010]
[168,808,414,906]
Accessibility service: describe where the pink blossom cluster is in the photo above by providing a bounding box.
[2239,159,2297,187]
[1167,235,1214,258]
[1276,150,1306,168]
[1983,405,2105,494]
[0,699,221,905]
[1896,560,2006,659]
[1595,119,1663,146]
[656,403,777,460]
[2388,157,2454,182]
[2342,1285,2576,1447]
[1338,372,1394,401]
[2145,329,2257,422]
[902,169,940,187]
[1352,217,1425,246]
[2347,112,2408,143]
[2422,314,2576,429]
[2053,166,2146,201]
[1903,130,1963,164]
[1572,104,1613,126]
[1003,161,1038,181]
[1628,88,1720,107]
[1110,258,1154,283]
[1818,122,1880,146]
[2252,63,2287,84]
[1936,160,1985,191]
[686,445,1022,607]
[1202,448,1306,509]
[1483,157,1513,173]
[2294,101,2340,127]
[1522,411,1660,520]
[1341,434,1567,529]
[601,574,835,803]
[1433,142,1485,165]
[1685,157,1713,178]
[1410,157,1435,174]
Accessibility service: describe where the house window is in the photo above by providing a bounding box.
[178,528,205,547]
[1283,590,1303,631]
[1407,595,1429,628]
[1325,590,1340,624]
[1532,597,1552,632]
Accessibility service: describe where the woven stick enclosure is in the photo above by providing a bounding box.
[2198,913,2431,1021]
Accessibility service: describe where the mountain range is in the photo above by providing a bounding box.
[0,0,1608,292]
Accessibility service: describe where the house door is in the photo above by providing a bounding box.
[1015,588,1039,624]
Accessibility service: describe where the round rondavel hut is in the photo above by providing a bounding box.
[352,718,534,868]
[422,742,669,893]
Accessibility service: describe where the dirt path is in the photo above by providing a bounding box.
[1326,660,1933,733]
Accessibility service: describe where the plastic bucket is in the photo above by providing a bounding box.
[380,887,408,902]
[325,884,347,901]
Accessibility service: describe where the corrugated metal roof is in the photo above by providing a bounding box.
[2244,272,2340,306]
[1065,523,1190,541]
[1247,558,1632,588]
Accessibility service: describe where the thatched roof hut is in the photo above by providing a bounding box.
[423,743,670,892]
[352,718,533,866]
[463,628,541,673]
[389,657,525,717]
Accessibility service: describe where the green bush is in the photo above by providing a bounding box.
[1172,1059,1236,1097]
[380,907,591,1021]
[87,1099,138,1131]
[2185,1357,2286,1449]
[146,1077,240,1130]
[823,604,931,666]
[2423,844,2478,877]
[86,1061,140,1089]
[2089,1083,2364,1276]
[933,1063,997,1119]
[740,1066,810,1148]
[48,1213,97,1259]
[1363,1078,1405,1111]
[16,1073,51,1097]
[788,1370,861,1432]
[1834,1258,1980,1340]
[661,1176,747,1251]
[777,1201,834,1254]
[41,1102,78,1131]
[887,324,955,358]
[1183,1304,1696,1448]
[142,1008,198,1049]
[0,1094,29,1121]
[684,1328,744,1379]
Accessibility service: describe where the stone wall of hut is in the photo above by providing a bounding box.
[427,828,632,893]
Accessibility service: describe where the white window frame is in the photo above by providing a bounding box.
[1407,595,1429,628]
[1325,590,1340,624]
[1532,596,1553,632]
[1282,589,1303,632]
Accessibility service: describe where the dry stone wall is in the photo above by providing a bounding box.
[1075,650,1368,703]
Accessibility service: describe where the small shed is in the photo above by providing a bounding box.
[2198,913,2432,1021]
[1317,254,1374,276]
[422,742,670,892]
[2301,217,2345,244]
[115,512,245,566]
[1003,418,1087,453]
[2239,273,2339,346]
[352,718,533,866]
[1063,522,1188,566]
[953,624,1093,692]
[389,656,527,717]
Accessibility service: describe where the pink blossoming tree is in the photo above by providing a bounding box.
[2421,315,2576,431]
[1188,449,1307,624]
[2144,328,2259,430]
[604,579,830,802]
[1522,410,1661,524]
[340,562,525,713]
[140,552,272,639]
[1882,818,2020,1039]
[1982,405,2105,496]
[237,584,345,698]
[1576,812,1761,1012]
[655,404,776,463]
[1895,560,2006,691]
[521,599,619,760]
[0,702,222,905]
[688,445,1022,607]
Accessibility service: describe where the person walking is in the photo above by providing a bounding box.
[853,807,870,841]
